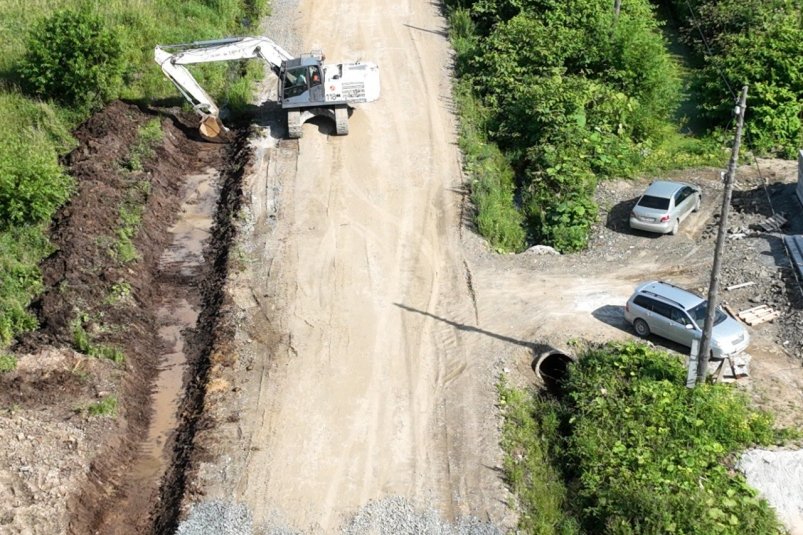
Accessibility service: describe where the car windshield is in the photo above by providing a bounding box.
[637,195,670,210]
[688,302,727,326]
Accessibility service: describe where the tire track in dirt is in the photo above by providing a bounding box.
[222,0,493,531]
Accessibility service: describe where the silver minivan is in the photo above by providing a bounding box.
[623,281,749,358]
[629,180,701,235]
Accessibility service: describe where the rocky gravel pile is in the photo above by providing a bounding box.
[340,497,502,535]
[176,497,502,535]
[176,501,254,535]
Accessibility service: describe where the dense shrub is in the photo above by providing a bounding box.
[0,133,73,226]
[668,0,803,157]
[499,342,787,534]
[19,8,125,110]
[446,0,684,252]
[566,343,782,534]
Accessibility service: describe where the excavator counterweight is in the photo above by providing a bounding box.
[154,36,380,140]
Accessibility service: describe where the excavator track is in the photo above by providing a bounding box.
[287,110,302,139]
[334,106,349,136]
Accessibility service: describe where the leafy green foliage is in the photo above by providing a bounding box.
[0,132,73,227]
[446,0,688,252]
[499,342,786,534]
[498,379,580,534]
[71,315,125,363]
[668,0,803,157]
[0,354,18,373]
[19,8,125,110]
[85,395,118,417]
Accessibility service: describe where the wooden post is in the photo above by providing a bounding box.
[696,86,748,385]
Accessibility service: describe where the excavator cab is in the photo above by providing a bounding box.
[280,58,325,107]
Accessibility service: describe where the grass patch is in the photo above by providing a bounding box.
[104,281,132,305]
[0,225,53,345]
[454,81,526,253]
[124,117,163,172]
[498,379,579,534]
[640,125,729,173]
[0,0,269,347]
[113,178,151,263]
[500,342,788,534]
[0,354,18,373]
[85,395,117,417]
[71,315,125,363]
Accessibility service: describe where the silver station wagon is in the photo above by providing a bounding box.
[629,180,701,235]
[624,281,750,358]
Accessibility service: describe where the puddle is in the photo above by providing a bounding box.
[130,169,219,489]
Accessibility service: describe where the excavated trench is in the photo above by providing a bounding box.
[24,101,249,534]
[150,135,249,535]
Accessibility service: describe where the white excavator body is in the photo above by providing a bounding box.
[154,36,380,140]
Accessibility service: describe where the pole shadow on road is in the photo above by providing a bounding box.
[402,23,448,38]
[394,302,537,349]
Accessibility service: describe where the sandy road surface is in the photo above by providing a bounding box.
[206,1,699,529]
[227,0,511,531]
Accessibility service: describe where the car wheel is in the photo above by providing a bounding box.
[669,219,679,235]
[633,318,651,338]
[693,194,701,212]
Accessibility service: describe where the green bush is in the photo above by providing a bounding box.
[567,343,782,533]
[19,8,125,110]
[500,342,787,533]
[0,354,17,373]
[669,0,803,157]
[446,0,686,252]
[0,132,73,227]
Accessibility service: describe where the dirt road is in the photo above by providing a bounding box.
[203,0,511,531]
[178,2,803,534]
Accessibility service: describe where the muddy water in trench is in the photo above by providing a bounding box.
[130,169,220,517]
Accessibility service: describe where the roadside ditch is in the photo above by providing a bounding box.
[1,100,247,534]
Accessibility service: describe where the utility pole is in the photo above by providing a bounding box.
[696,85,748,385]
[614,0,622,19]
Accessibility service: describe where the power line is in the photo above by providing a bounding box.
[682,0,803,315]
[683,0,737,99]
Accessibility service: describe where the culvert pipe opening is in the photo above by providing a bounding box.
[532,349,576,395]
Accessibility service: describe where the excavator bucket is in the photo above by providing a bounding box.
[199,115,231,143]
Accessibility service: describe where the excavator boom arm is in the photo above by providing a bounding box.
[157,36,293,71]
[154,37,294,113]
[154,36,296,140]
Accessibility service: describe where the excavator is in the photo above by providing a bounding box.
[154,36,380,141]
